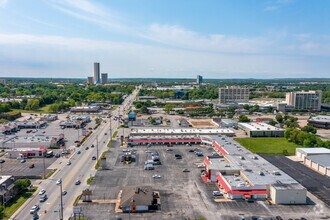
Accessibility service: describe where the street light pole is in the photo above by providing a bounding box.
[96,135,99,160]
[59,181,64,220]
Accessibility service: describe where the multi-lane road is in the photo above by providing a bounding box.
[11,88,139,220]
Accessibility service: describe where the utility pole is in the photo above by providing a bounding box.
[59,181,64,220]
[96,135,99,160]
[43,155,46,179]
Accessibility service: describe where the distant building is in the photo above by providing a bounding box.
[0,176,17,206]
[296,148,330,177]
[94,62,100,84]
[238,122,284,137]
[87,77,93,84]
[220,119,238,128]
[174,90,188,99]
[307,115,330,129]
[101,73,108,85]
[0,79,6,85]
[285,90,322,111]
[219,86,249,104]
[196,75,203,84]
[70,105,100,113]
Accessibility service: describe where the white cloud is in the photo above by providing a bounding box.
[0,0,8,8]
[0,32,329,78]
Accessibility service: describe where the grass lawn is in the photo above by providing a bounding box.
[10,104,52,114]
[234,137,302,155]
[4,187,37,220]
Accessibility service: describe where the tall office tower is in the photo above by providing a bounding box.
[219,86,249,104]
[87,77,94,84]
[94,62,100,84]
[286,90,322,111]
[101,73,108,85]
[197,75,203,84]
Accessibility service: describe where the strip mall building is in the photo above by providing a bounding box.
[201,135,306,204]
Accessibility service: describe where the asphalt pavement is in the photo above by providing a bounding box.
[10,88,139,220]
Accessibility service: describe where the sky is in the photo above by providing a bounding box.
[0,0,330,79]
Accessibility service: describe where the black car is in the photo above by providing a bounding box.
[188,149,194,152]
[85,146,89,150]
[92,156,96,160]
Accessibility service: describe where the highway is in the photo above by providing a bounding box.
[11,88,139,220]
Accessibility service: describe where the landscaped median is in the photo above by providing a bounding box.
[87,176,94,185]
[234,137,302,155]
[95,151,108,169]
[77,131,93,147]
[107,130,118,148]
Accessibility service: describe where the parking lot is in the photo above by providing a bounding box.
[262,155,330,207]
[79,141,329,220]
[0,156,56,178]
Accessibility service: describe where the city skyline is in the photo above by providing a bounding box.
[1,0,330,78]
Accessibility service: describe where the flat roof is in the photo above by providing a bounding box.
[306,154,330,168]
[207,135,300,187]
[296,147,330,155]
[309,115,330,123]
[238,122,284,132]
[130,128,234,135]
[0,176,12,185]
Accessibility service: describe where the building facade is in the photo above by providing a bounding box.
[101,73,108,84]
[87,77,93,84]
[94,62,100,84]
[219,86,249,104]
[197,75,203,84]
[285,90,322,111]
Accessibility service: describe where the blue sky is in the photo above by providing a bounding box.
[0,0,330,79]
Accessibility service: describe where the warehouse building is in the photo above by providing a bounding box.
[202,135,307,204]
[220,119,238,129]
[307,115,330,129]
[238,122,284,137]
[1,134,64,149]
[296,148,330,177]
[295,147,330,160]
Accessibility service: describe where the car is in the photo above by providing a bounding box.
[66,160,71,165]
[75,180,81,185]
[30,205,40,214]
[56,179,62,185]
[20,159,26,163]
[91,144,95,148]
[176,156,182,159]
[197,164,204,168]
[39,189,46,195]
[62,190,67,196]
[85,146,89,150]
[29,164,35,169]
[92,156,96,160]
[104,133,107,135]
[145,150,152,153]
[212,191,223,196]
[0,159,5,163]
[182,168,190,172]
[55,153,61,158]
[77,150,81,154]
[74,140,79,143]
[39,194,47,202]
[166,148,173,152]
[153,161,162,165]
[195,152,204,157]
[188,149,194,152]
[152,174,161,179]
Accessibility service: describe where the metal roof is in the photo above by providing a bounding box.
[306,154,330,168]
[296,147,330,155]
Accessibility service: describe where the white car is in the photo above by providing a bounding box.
[56,179,62,185]
[66,160,71,165]
[38,189,46,195]
[152,174,161,179]
[30,205,40,214]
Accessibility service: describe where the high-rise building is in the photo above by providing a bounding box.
[219,86,249,104]
[286,90,322,111]
[101,73,108,85]
[94,62,100,84]
[87,77,94,84]
[197,75,203,84]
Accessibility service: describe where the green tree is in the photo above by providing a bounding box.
[0,205,3,219]
[14,178,31,191]
[243,104,250,110]
[140,106,149,114]
[275,114,284,123]
[238,115,250,122]
[301,125,317,134]
[25,99,40,110]
[164,103,173,113]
